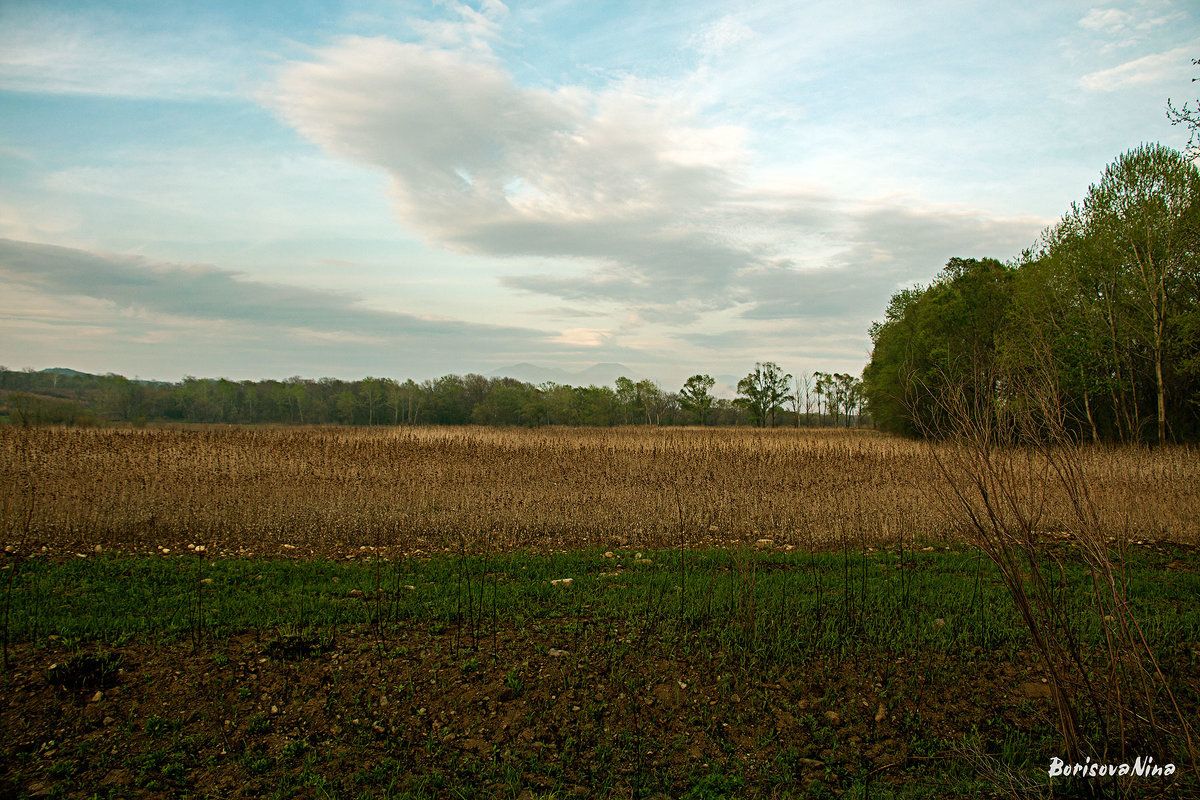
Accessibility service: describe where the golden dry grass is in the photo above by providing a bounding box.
[2,425,1197,557]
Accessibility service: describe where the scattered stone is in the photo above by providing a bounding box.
[678,681,688,690]
[633,558,652,566]
[100,769,132,788]
[604,551,614,558]
[874,703,887,723]
[796,758,824,769]
[933,618,947,630]
[348,589,364,598]
[200,578,213,585]
[756,539,774,548]
[825,711,842,726]
[90,690,104,703]
[282,544,296,550]
[548,648,568,657]
[1020,681,1052,699]
[102,716,114,726]
[94,545,103,553]
[550,578,574,587]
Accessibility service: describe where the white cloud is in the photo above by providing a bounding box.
[268,30,1048,327]
[1079,8,1135,35]
[0,10,241,98]
[552,328,612,347]
[689,15,755,58]
[1077,3,1182,49]
[271,35,751,302]
[1080,43,1197,91]
[406,0,509,53]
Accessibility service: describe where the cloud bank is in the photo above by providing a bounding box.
[269,30,1044,327]
[0,238,600,367]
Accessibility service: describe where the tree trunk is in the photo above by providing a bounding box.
[1081,364,1099,444]
[1155,346,1167,444]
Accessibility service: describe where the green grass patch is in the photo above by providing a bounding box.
[7,544,1198,663]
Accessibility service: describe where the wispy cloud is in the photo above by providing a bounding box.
[1078,3,1182,49]
[1080,42,1198,91]
[0,7,243,98]
[1079,8,1137,37]
[688,15,755,58]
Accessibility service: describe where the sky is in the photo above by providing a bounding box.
[1,0,1197,388]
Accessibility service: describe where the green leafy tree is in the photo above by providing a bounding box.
[1080,143,1200,443]
[678,374,716,425]
[388,379,425,425]
[334,389,359,425]
[862,258,1012,436]
[635,379,667,424]
[736,362,792,427]
[831,373,862,426]
[614,376,638,424]
[359,377,388,425]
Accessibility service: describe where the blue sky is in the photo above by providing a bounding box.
[1,0,1197,387]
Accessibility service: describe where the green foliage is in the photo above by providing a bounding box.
[678,374,716,425]
[863,144,1200,442]
[736,362,792,427]
[683,770,745,799]
[504,667,524,697]
[13,546,1197,663]
[2,361,876,430]
[4,392,95,427]
[863,258,1012,436]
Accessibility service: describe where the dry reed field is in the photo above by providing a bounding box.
[3,425,1197,557]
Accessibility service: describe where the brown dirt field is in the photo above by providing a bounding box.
[10,621,1195,799]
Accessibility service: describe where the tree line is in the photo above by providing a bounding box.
[862,143,1200,443]
[0,366,865,429]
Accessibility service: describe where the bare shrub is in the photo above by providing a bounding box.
[920,369,1198,793]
